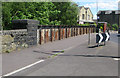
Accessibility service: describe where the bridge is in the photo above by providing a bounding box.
[0,20,119,77]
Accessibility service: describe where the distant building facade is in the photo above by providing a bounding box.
[118,1,120,10]
[118,1,120,33]
[77,6,94,24]
[97,10,120,26]
[118,1,120,28]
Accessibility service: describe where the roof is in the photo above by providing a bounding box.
[97,10,120,15]
[79,6,84,10]
[79,6,89,10]
[79,6,93,16]
[85,7,89,10]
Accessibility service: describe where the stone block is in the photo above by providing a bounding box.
[2,35,14,45]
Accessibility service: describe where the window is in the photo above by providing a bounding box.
[101,11,105,14]
[82,14,84,19]
[78,16,79,20]
[112,11,115,14]
[88,15,90,20]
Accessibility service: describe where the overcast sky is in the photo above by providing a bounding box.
[72,0,119,19]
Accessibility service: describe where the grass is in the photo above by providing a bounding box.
[48,50,64,58]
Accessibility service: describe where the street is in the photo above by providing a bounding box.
[2,32,119,76]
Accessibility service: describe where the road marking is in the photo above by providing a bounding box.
[113,58,120,60]
[2,60,44,77]
[64,47,73,51]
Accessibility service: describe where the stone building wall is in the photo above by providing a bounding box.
[97,10,120,25]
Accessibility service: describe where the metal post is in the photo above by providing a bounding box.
[98,43,99,47]
[97,29,101,47]
[104,41,106,46]
[88,25,91,45]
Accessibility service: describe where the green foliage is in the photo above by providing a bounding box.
[2,2,61,30]
[77,23,90,26]
[107,23,112,30]
[107,23,118,31]
[2,2,13,30]
[98,23,104,30]
[112,24,118,31]
[107,23,111,28]
[53,2,78,25]
[2,2,79,30]
[100,26,103,30]
[93,22,97,27]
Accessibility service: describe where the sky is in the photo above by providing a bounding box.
[72,0,120,19]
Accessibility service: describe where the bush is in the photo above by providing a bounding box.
[112,24,118,31]
[77,23,90,26]
[98,23,104,30]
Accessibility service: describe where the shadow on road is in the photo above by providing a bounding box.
[117,34,120,37]
[88,44,105,48]
[33,50,54,55]
[58,54,120,59]
[33,50,63,55]
[33,50,120,59]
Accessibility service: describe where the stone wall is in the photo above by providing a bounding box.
[0,33,2,53]
[1,19,96,53]
[1,29,28,53]
[1,19,39,53]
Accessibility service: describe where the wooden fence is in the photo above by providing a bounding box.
[37,25,95,45]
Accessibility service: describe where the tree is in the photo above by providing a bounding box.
[2,2,61,30]
[2,2,13,30]
[2,2,79,30]
[53,2,79,25]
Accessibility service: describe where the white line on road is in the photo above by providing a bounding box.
[2,60,44,77]
[113,58,120,60]
[64,47,73,51]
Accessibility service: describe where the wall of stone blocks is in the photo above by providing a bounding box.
[1,30,28,53]
[2,19,39,53]
[1,19,95,53]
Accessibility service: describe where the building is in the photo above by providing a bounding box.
[77,6,94,24]
[118,1,120,33]
[118,1,120,10]
[97,10,120,26]
[93,19,97,23]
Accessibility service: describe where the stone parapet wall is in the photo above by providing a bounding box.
[1,19,96,53]
[1,29,27,35]
[1,29,28,53]
[1,19,39,53]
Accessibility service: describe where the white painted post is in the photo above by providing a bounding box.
[37,29,40,45]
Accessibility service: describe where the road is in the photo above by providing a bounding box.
[2,32,119,77]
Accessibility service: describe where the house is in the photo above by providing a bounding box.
[97,10,120,26]
[93,19,97,23]
[77,6,94,24]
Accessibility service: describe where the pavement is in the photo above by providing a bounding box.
[1,32,119,76]
[2,33,96,76]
